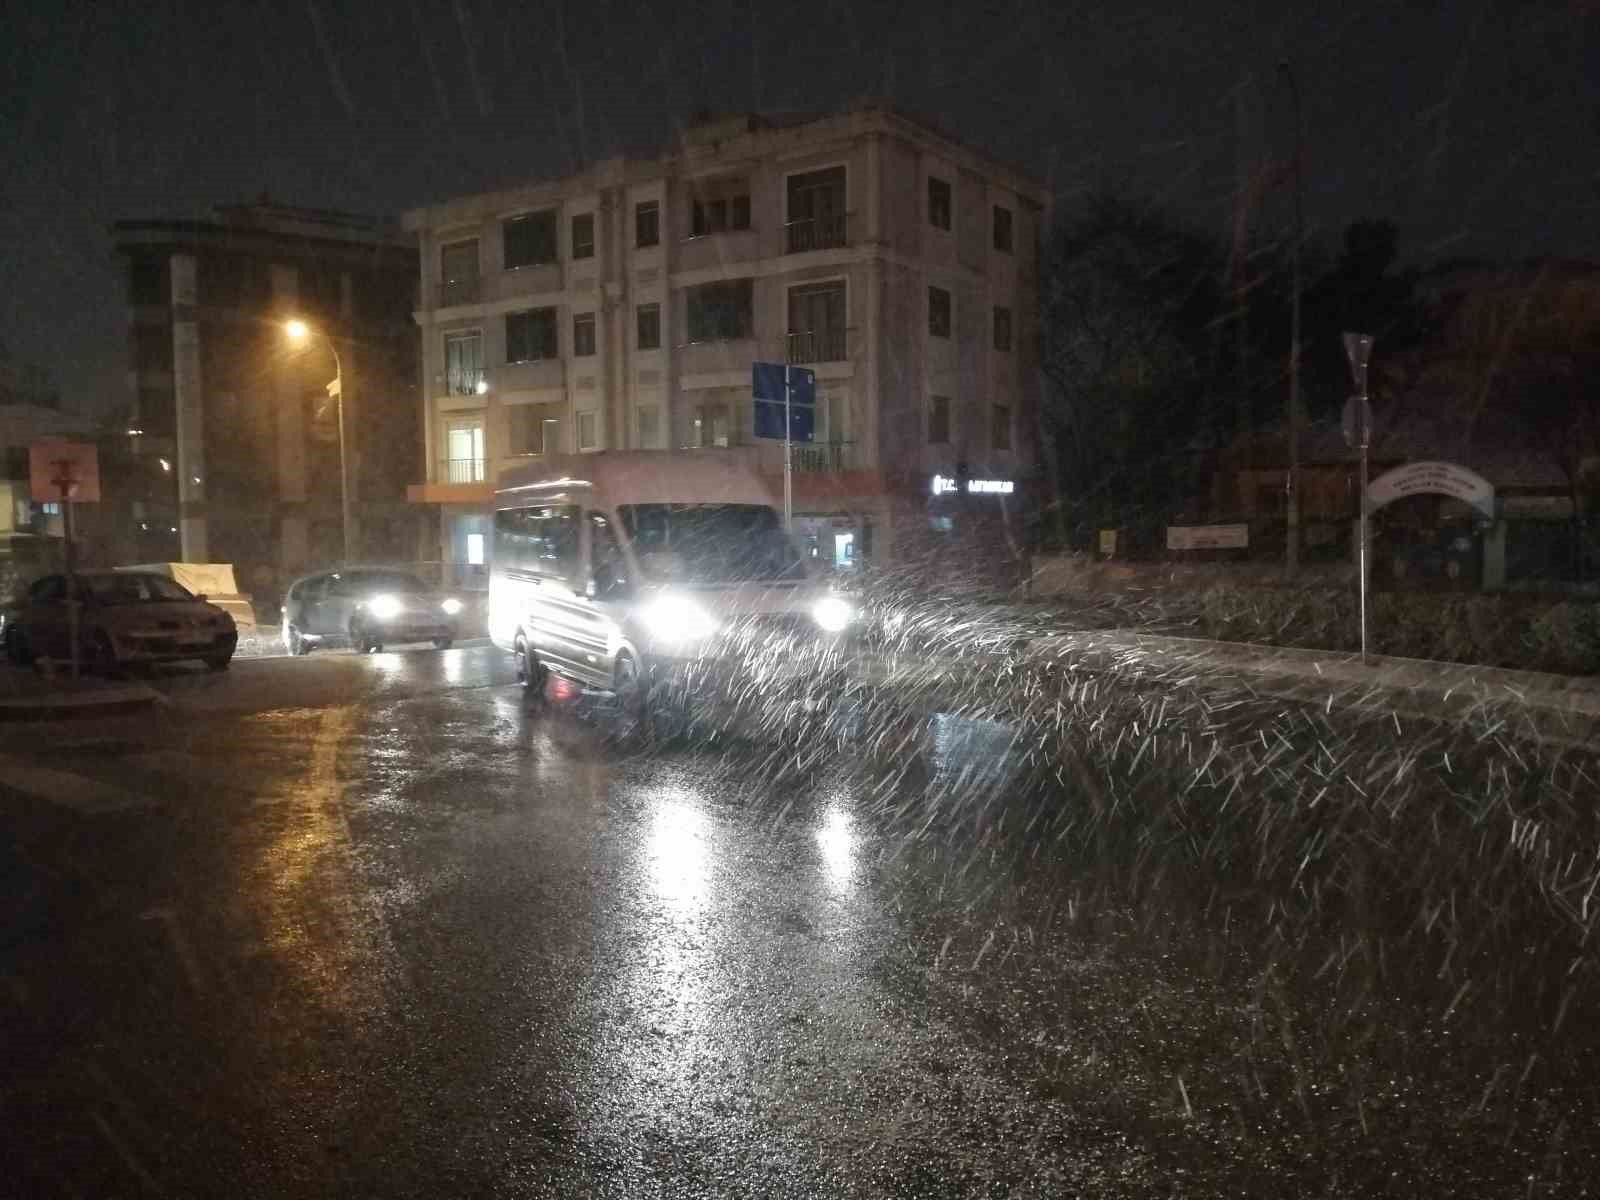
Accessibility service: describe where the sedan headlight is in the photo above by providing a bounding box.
[440,597,464,616]
[641,593,718,643]
[366,593,403,621]
[812,595,855,633]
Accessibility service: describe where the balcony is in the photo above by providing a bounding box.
[437,277,482,307]
[438,457,486,484]
[792,441,856,473]
[440,368,487,397]
[785,328,848,365]
[785,212,849,254]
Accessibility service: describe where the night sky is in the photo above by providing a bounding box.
[4,0,1596,418]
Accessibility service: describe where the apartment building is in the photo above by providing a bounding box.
[111,202,419,597]
[403,101,1050,579]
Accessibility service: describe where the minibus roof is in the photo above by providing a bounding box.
[494,450,779,510]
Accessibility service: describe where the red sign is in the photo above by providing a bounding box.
[29,440,101,503]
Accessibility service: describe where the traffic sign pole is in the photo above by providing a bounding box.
[56,468,80,679]
[783,364,793,531]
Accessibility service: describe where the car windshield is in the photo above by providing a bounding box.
[617,503,804,585]
[82,574,194,604]
[333,571,429,595]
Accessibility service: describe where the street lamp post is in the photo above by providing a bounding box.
[285,319,351,565]
[1343,332,1374,665]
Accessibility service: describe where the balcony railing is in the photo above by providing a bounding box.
[785,212,849,254]
[792,441,856,473]
[438,457,486,484]
[437,277,482,307]
[786,328,848,364]
[443,367,487,396]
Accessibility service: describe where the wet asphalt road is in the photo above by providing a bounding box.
[1,647,1150,1197]
[4,644,1598,1196]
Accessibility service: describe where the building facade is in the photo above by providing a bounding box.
[403,102,1050,582]
[111,202,419,602]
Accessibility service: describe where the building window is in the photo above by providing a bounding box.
[928,176,952,230]
[787,282,847,363]
[635,200,660,248]
[573,312,597,357]
[636,303,661,350]
[928,286,952,339]
[686,279,753,342]
[509,403,562,455]
[129,260,165,306]
[440,239,480,304]
[443,418,485,480]
[993,305,1013,352]
[444,331,484,395]
[571,213,595,260]
[577,411,599,451]
[506,308,558,362]
[690,181,752,237]
[636,404,662,449]
[503,210,557,269]
[993,205,1013,253]
[928,395,951,445]
[786,166,848,252]
[991,404,1011,451]
[693,402,731,448]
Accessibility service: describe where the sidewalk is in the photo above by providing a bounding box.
[0,662,166,722]
[1025,629,1600,741]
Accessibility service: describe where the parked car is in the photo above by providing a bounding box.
[280,568,462,655]
[2,570,237,672]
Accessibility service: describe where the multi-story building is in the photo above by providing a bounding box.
[111,202,419,601]
[403,101,1050,581]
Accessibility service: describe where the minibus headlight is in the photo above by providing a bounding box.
[440,597,464,616]
[812,595,854,633]
[642,593,718,642]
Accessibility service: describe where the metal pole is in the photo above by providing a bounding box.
[1344,332,1375,666]
[60,477,80,679]
[1359,433,1370,664]
[783,363,793,531]
[326,336,350,566]
[1280,61,1305,577]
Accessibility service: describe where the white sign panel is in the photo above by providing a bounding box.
[931,474,1014,496]
[1167,524,1249,551]
[1367,460,1494,519]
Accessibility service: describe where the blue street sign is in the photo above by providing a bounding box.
[751,362,815,443]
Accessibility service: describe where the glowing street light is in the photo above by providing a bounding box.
[284,318,351,564]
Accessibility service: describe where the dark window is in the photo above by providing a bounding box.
[928,286,952,339]
[129,260,165,306]
[691,185,752,236]
[993,305,1013,352]
[573,312,596,357]
[787,166,848,251]
[928,177,952,230]
[571,213,595,260]
[993,205,1014,253]
[444,332,484,394]
[493,504,580,578]
[692,402,731,448]
[618,504,804,584]
[787,283,847,362]
[991,403,1011,450]
[686,280,753,342]
[441,239,479,283]
[508,404,562,455]
[590,512,628,596]
[503,211,557,269]
[636,303,661,350]
[506,308,558,362]
[929,395,951,445]
[635,201,660,248]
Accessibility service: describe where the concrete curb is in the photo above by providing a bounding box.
[0,682,167,722]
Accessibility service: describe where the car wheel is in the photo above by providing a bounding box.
[433,638,453,651]
[6,625,33,666]
[349,621,375,654]
[91,629,121,677]
[286,623,309,656]
[205,654,232,672]
[517,637,547,708]
[613,651,649,736]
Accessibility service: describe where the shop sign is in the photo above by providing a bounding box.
[931,474,1014,496]
[1368,460,1495,519]
[1167,524,1248,550]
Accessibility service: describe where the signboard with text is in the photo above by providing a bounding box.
[1167,524,1249,551]
[1367,460,1494,519]
[29,440,101,503]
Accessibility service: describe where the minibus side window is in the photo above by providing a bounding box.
[494,504,580,580]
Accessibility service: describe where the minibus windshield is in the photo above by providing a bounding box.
[618,503,805,585]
